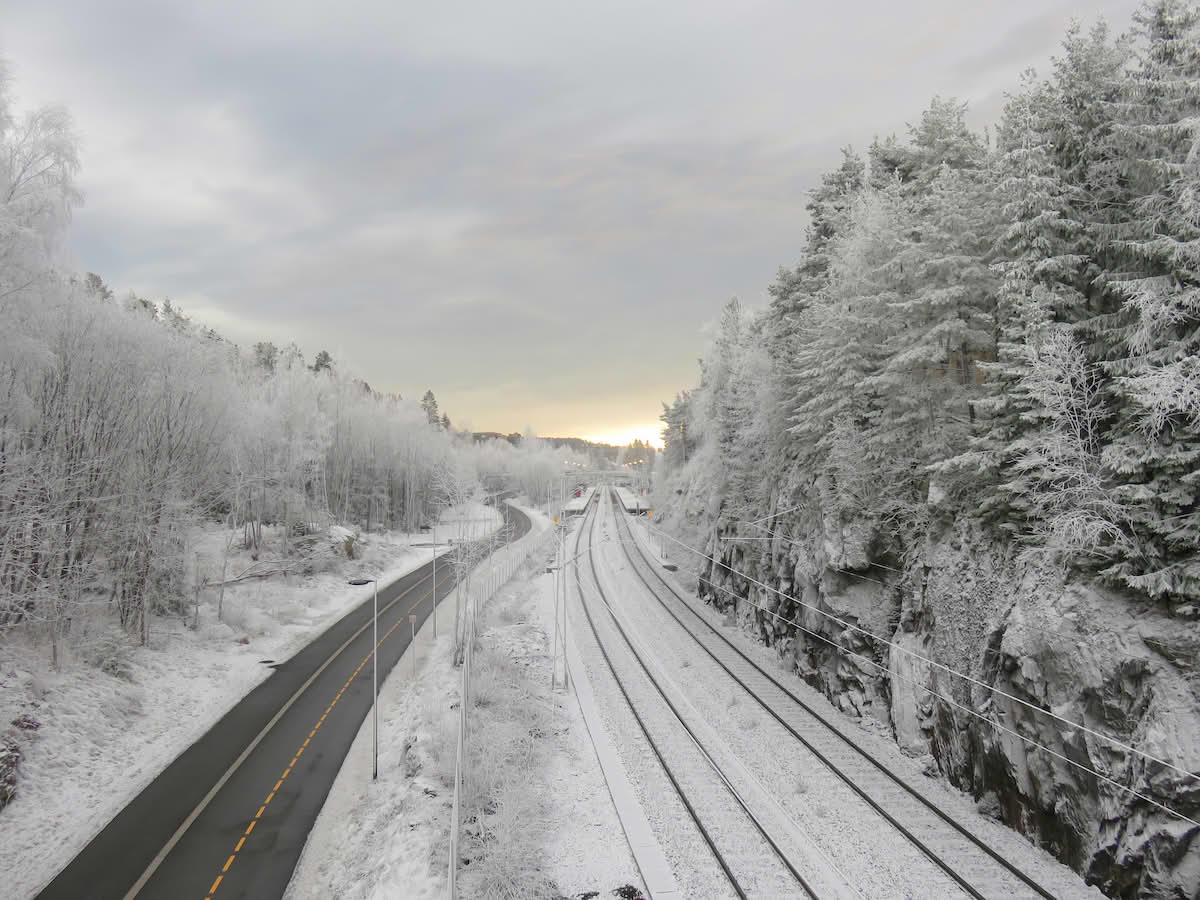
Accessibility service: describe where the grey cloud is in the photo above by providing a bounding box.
[952,10,1073,80]
[951,1,1135,83]
[10,0,1146,436]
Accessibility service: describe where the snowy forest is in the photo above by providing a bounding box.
[653,4,1199,897]
[0,59,572,664]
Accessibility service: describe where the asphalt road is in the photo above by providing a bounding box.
[36,501,532,900]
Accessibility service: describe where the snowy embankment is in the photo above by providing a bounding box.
[286,503,642,900]
[0,503,501,900]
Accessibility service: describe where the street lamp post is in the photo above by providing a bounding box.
[348,577,379,780]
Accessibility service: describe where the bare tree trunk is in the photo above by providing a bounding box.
[217,536,231,621]
[191,552,201,630]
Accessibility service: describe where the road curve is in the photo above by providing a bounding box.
[35,501,532,900]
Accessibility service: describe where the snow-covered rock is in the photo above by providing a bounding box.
[328,525,361,559]
[692,496,1200,899]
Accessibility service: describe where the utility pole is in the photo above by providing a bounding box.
[558,477,569,690]
[550,529,559,691]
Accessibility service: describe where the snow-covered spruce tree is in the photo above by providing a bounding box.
[789,181,910,525]
[938,72,1094,527]
[1093,0,1200,601]
[683,298,748,523]
[904,95,987,187]
[719,314,775,523]
[657,391,693,480]
[772,146,868,320]
[769,148,866,468]
[865,162,999,503]
[1009,327,1132,561]
[821,98,999,530]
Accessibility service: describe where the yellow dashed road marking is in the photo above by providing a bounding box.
[204,577,443,896]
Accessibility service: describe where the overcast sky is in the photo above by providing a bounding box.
[6,0,1140,445]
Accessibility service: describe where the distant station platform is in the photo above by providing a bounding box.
[563,486,596,516]
[615,486,650,515]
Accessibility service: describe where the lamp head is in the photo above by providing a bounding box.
[348,578,373,586]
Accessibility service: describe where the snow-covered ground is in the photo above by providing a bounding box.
[286,504,642,900]
[564,511,735,900]
[0,502,501,900]
[524,560,642,897]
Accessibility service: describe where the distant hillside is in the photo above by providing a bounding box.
[471,432,617,455]
[470,431,523,445]
[540,436,620,461]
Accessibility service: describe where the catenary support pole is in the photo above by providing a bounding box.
[372,579,378,780]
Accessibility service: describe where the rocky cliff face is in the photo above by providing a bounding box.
[685,497,1200,899]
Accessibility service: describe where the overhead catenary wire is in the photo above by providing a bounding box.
[716,524,894,586]
[570,498,756,899]
[743,519,907,573]
[716,535,891,587]
[636,522,1200,828]
[590,492,863,900]
[743,501,810,526]
[640,517,1200,792]
[728,521,1116,652]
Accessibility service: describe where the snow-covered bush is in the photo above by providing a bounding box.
[0,736,19,811]
[86,630,135,682]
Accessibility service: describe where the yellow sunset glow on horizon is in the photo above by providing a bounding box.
[576,425,664,449]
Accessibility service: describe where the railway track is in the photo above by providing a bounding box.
[607,488,1074,900]
[569,492,845,899]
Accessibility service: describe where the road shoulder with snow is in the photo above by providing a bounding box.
[286,504,643,900]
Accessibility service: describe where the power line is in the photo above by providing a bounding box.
[742,519,907,573]
[743,501,809,526]
[638,536,1200,828]
[725,522,1103,650]
[717,532,891,587]
[641,517,1200,789]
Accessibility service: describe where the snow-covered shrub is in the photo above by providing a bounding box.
[87,630,134,682]
[458,601,561,899]
[465,776,558,900]
[0,736,19,811]
[422,699,458,788]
